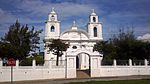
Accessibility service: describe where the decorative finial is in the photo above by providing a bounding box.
[71,20,77,30]
[73,21,76,26]
[52,7,55,12]
[92,9,95,13]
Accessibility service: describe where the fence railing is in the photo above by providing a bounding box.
[132,60,145,66]
[0,59,150,68]
[0,60,66,69]
[101,59,149,66]
[116,60,129,66]
[101,60,113,66]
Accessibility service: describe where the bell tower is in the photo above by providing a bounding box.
[44,8,61,66]
[87,9,103,40]
[45,8,60,39]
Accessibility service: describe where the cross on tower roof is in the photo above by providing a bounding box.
[50,7,56,14]
[71,21,77,30]
[91,9,96,15]
[92,9,95,13]
[52,7,55,12]
[73,21,76,26]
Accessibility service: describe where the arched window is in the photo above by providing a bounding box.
[51,26,55,32]
[51,15,54,17]
[94,27,97,37]
[93,17,96,22]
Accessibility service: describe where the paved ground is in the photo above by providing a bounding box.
[1,75,150,84]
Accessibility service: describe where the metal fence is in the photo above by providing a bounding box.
[101,60,147,66]
[132,60,145,66]
[117,60,129,66]
[101,60,113,66]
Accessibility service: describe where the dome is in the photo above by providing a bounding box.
[60,28,89,40]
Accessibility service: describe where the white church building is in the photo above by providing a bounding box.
[44,8,103,70]
[1,8,150,82]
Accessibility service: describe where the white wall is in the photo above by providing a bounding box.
[0,60,74,82]
[96,66,150,77]
[90,59,150,77]
[1,59,150,82]
[1,66,49,82]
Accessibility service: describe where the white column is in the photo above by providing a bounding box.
[16,60,19,68]
[67,56,76,78]
[90,56,101,77]
[32,60,36,68]
[113,59,117,67]
[0,59,2,68]
[129,59,132,67]
[145,59,148,67]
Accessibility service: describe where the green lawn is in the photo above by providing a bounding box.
[67,79,150,84]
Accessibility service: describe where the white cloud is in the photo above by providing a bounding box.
[0,8,41,28]
[0,8,16,24]
[16,0,96,20]
[0,7,43,37]
[137,33,150,41]
[0,8,17,36]
[12,0,98,32]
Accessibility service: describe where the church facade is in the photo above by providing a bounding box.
[44,8,103,70]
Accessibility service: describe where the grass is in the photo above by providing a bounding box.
[66,79,150,84]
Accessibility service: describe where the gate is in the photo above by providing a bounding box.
[66,49,102,78]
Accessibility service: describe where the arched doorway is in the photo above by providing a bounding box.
[76,52,91,78]
[66,49,102,78]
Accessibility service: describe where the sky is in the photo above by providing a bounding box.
[0,0,150,51]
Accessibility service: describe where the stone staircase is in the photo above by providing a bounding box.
[76,70,90,78]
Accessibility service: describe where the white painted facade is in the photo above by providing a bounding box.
[44,8,103,70]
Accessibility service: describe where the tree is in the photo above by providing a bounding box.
[94,29,150,60]
[0,20,42,60]
[94,41,117,60]
[20,54,44,66]
[47,39,69,66]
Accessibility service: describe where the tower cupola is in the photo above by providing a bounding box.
[45,7,60,39]
[87,9,103,40]
[48,7,58,21]
[89,9,99,23]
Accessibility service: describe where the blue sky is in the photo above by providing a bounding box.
[0,0,150,51]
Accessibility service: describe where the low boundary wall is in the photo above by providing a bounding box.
[1,59,150,82]
[91,59,150,77]
[0,60,66,82]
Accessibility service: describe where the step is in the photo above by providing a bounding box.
[76,70,90,78]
